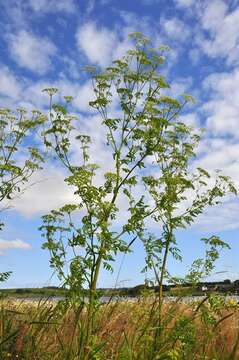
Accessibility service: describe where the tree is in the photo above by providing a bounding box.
[0,107,45,281]
[40,33,236,357]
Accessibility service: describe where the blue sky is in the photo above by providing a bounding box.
[0,0,239,288]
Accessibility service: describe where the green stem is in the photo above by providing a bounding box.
[84,251,103,358]
[155,224,172,350]
[158,238,170,323]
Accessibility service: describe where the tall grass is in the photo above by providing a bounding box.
[0,294,239,360]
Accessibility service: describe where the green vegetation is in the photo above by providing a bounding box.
[0,33,238,359]
[1,295,239,359]
[0,107,45,282]
[0,287,67,299]
[1,278,239,300]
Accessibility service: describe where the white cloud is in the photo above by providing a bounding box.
[28,0,76,13]
[73,80,95,112]
[0,66,22,99]
[205,101,239,137]
[0,75,95,114]
[0,238,31,255]
[168,77,193,96]
[76,22,117,67]
[196,140,239,174]
[203,68,239,137]
[69,113,116,180]
[198,1,239,65]
[201,0,227,31]
[22,81,56,109]
[190,136,239,232]
[12,167,78,217]
[2,0,76,24]
[175,0,194,8]
[72,79,120,113]
[0,78,60,111]
[195,199,239,232]
[180,113,199,128]
[16,78,79,110]
[161,17,190,41]
[0,238,31,250]
[75,14,177,70]
[8,30,57,74]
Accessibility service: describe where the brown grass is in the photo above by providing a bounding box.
[1,297,239,359]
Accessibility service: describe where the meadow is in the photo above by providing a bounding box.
[1,293,239,360]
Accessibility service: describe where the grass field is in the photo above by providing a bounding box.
[0,294,239,359]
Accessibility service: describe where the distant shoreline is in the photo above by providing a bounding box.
[1,279,239,299]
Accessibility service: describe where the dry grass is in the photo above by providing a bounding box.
[1,296,239,359]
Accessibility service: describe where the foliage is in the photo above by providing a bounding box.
[133,53,237,344]
[0,107,45,281]
[38,33,237,357]
[0,107,45,203]
[0,286,67,298]
[0,272,12,283]
[40,35,186,293]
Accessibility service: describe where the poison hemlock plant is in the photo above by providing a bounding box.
[0,107,45,281]
[39,33,237,357]
[141,118,237,325]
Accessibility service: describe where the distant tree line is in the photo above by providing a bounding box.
[100,279,239,297]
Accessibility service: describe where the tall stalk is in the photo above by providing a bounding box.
[40,33,237,358]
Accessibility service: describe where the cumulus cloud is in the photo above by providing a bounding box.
[203,68,239,137]
[0,238,31,255]
[4,77,81,111]
[190,136,239,231]
[22,79,78,109]
[8,30,57,74]
[174,0,194,8]
[168,77,193,96]
[73,80,95,113]
[1,0,77,28]
[196,139,239,173]
[161,17,190,41]
[76,19,136,68]
[195,199,239,232]
[28,0,76,14]
[198,1,239,65]
[180,113,199,128]
[0,66,22,100]
[12,166,78,217]
[201,0,227,31]
[0,72,95,114]
[76,22,117,67]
